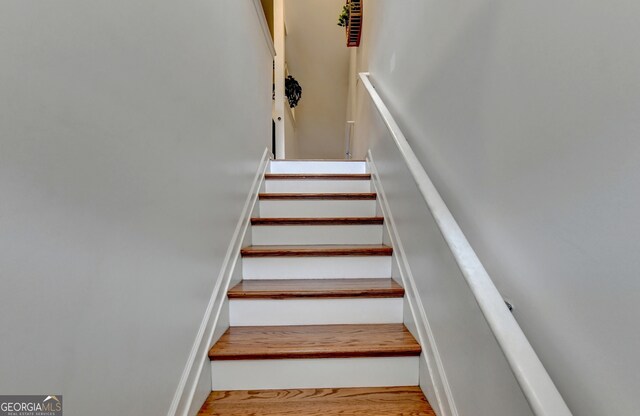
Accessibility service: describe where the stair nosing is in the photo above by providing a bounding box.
[264,173,371,180]
[271,159,366,162]
[240,245,393,258]
[208,324,422,361]
[251,217,384,226]
[227,278,404,299]
[258,192,377,200]
[209,348,420,361]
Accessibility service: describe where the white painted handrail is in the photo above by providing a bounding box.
[359,72,572,416]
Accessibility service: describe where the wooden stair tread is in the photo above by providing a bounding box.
[274,159,366,162]
[198,386,435,415]
[228,278,404,299]
[208,324,421,360]
[259,192,376,200]
[265,173,371,180]
[251,217,384,226]
[240,244,393,257]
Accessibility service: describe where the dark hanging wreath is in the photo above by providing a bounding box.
[285,75,302,108]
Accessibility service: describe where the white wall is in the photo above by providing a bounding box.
[284,0,350,159]
[365,110,534,416]
[355,1,640,415]
[0,1,272,414]
[284,108,299,158]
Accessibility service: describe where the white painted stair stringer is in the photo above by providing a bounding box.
[167,148,272,416]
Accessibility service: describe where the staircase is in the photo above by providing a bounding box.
[198,160,435,415]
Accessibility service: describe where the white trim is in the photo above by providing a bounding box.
[167,148,271,416]
[368,154,455,416]
[250,0,276,58]
[360,72,572,416]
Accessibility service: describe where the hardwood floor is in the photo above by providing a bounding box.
[271,159,366,162]
[198,386,436,416]
[208,324,421,360]
[227,278,404,299]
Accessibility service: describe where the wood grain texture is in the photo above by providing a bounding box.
[264,173,371,180]
[273,159,366,162]
[208,324,421,360]
[227,278,404,299]
[240,244,393,257]
[198,386,435,415]
[258,192,377,200]
[251,217,384,226]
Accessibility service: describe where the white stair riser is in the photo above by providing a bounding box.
[242,256,392,279]
[259,200,376,218]
[229,298,403,326]
[265,180,371,193]
[269,161,367,174]
[211,356,419,390]
[252,225,383,245]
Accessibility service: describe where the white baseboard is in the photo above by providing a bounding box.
[167,148,271,416]
[368,152,458,416]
